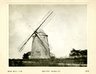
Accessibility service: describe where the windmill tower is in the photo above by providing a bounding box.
[31,29,50,59]
[19,11,53,59]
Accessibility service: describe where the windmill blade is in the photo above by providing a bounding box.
[19,11,53,52]
[19,33,34,52]
[33,11,53,33]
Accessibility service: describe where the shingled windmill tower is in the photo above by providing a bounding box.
[31,29,50,59]
[19,11,53,59]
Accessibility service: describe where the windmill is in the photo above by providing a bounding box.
[19,11,53,59]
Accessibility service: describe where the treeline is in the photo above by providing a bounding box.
[69,48,87,58]
[22,48,87,59]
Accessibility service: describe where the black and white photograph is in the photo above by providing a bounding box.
[9,4,87,67]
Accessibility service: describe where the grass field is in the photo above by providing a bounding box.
[9,57,87,67]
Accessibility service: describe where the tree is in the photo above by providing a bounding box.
[69,48,87,58]
[22,51,31,59]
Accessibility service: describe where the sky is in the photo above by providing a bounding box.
[9,4,87,59]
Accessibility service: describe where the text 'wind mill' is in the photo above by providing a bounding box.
[19,11,53,59]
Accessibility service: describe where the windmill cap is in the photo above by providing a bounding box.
[37,29,48,36]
